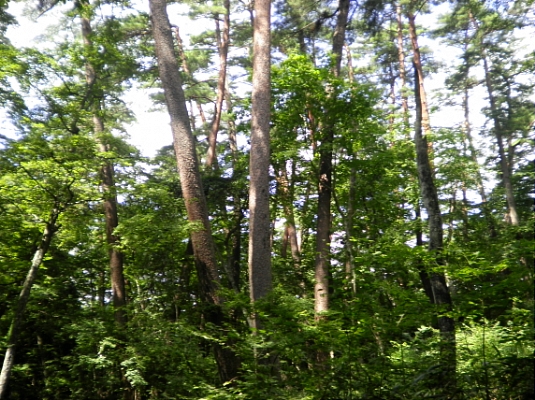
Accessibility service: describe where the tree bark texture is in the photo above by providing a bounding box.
[0,208,59,399]
[248,0,273,315]
[206,0,230,169]
[149,0,239,382]
[408,11,432,144]
[80,11,127,326]
[314,0,350,317]
[332,0,350,76]
[414,64,456,390]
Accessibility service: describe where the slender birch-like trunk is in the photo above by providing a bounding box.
[469,12,519,226]
[0,208,60,399]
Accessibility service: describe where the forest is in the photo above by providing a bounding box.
[0,0,533,398]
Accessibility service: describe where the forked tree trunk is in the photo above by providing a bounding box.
[206,0,230,169]
[0,207,60,399]
[80,10,127,326]
[149,0,239,382]
[248,0,273,327]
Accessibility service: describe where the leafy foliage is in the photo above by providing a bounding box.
[0,0,533,398]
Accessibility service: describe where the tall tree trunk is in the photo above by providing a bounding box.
[460,75,496,236]
[314,0,350,319]
[149,0,239,382]
[80,8,127,326]
[206,0,230,169]
[408,10,434,162]
[462,85,487,204]
[331,0,350,77]
[469,14,518,225]
[0,207,60,399]
[414,63,456,391]
[248,0,273,325]
[343,44,356,295]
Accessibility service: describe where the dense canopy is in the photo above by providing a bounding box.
[0,0,533,398]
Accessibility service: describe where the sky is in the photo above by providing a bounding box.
[3,1,532,159]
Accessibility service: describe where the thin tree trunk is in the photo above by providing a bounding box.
[342,48,357,295]
[388,62,397,129]
[345,169,357,295]
[0,207,60,399]
[98,270,106,307]
[344,42,354,83]
[447,189,456,244]
[462,86,487,204]
[80,11,127,326]
[149,0,239,382]
[331,0,350,77]
[173,26,208,130]
[275,163,301,267]
[469,12,518,226]
[275,163,304,293]
[206,0,230,169]
[483,57,518,226]
[461,81,496,237]
[414,63,456,390]
[226,84,242,293]
[314,0,349,319]
[461,184,469,240]
[396,2,409,126]
[248,0,273,325]
[333,165,357,296]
